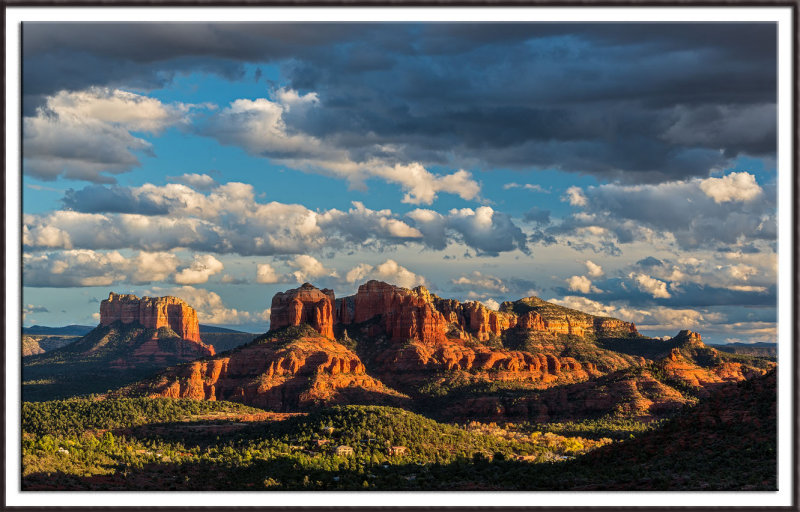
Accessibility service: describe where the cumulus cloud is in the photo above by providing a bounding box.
[255,263,282,284]
[30,182,524,257]
[451,271,509,293]
[24,87,194,183]
[288,255,337,283]
[552,172,775,250]
[407,206,529,256]
[130,251,180,284]
[549,295,726,336]
[168,173,218,190]
[480,298,500,311]
[344,259,426,289]
[174,254,224,285]
[699,171,764,203]
[198,91,481,205]
[548,296,648,323]
[563,186,587,206]
[566,275,594,294]
[630,273,671,299]
[585,260,604,278]
[23,249,189,287]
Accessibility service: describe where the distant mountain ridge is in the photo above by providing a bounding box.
[23,325,93,336]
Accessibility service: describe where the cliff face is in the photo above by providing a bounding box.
[270,283,335,338]
[100,293,202,344]
[328,281,638,344]
[125,333,406,411]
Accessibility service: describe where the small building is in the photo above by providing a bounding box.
[321,426,335,436]
[388,446,407,456]
[314,439,330,447]
[335,445,354,457]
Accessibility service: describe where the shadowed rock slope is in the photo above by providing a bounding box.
[117,325,407,411]
[23,294,214,402]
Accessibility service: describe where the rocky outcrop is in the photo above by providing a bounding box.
[100,293,201,343]
[327,281,639,346]
[123,333,406,411]
[372,338,598,389]
[336,281,450,343]
[270,283,335,338]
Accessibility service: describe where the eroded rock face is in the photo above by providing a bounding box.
[270,283,335,338]
[338,281,450,343]
[125,334,406,411]
[328,281,639,345]
[100,293,202,343]
[372,338,599,389]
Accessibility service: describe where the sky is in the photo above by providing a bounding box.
[19,22,778,343]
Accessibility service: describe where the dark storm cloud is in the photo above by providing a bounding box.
[522,207,551,226]
[62,185,171,215]
[636,257,664,268]
[23,22,776,182]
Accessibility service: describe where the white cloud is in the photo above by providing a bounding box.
[24,250,128,287]
[288,255,337,283]
[630,273,671,299]
[130,251,180,284]
[480,298,501,311]
[22,249,199,288]
[25,180,527,257]
[174,254,224,285]
[503,182,548,193]
[344,259,426,289]
[725,263,758,281]
[699,172,763,203]
[563,186,587,206]
[200,91,481,205]
[585,260,604,278]
[451,271,509,293]
[638,307,706,330]
[566,275,593,294]
[168,173,218,190]
[548,296,647,323]
[554,172,775,250]
[24,88,194,183]
[256,263,282,284]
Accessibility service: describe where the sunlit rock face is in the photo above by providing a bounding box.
[270,283,336,338]
[100,292,202,344]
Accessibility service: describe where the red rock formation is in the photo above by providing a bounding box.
[270,283,335,338]
[100,292,201,343]
[460,302,517,341]
[124,334,406,411]
[332,282,640,345]
[341,281,450,343]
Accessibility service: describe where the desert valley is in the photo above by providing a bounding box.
[21,281,776,491]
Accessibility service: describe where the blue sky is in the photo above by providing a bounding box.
[20,23,778,343]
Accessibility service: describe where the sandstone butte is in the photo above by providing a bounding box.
[274,280,638,345]
[101,292,203,343]
[270,283,335,338]
[99,292,215,363]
